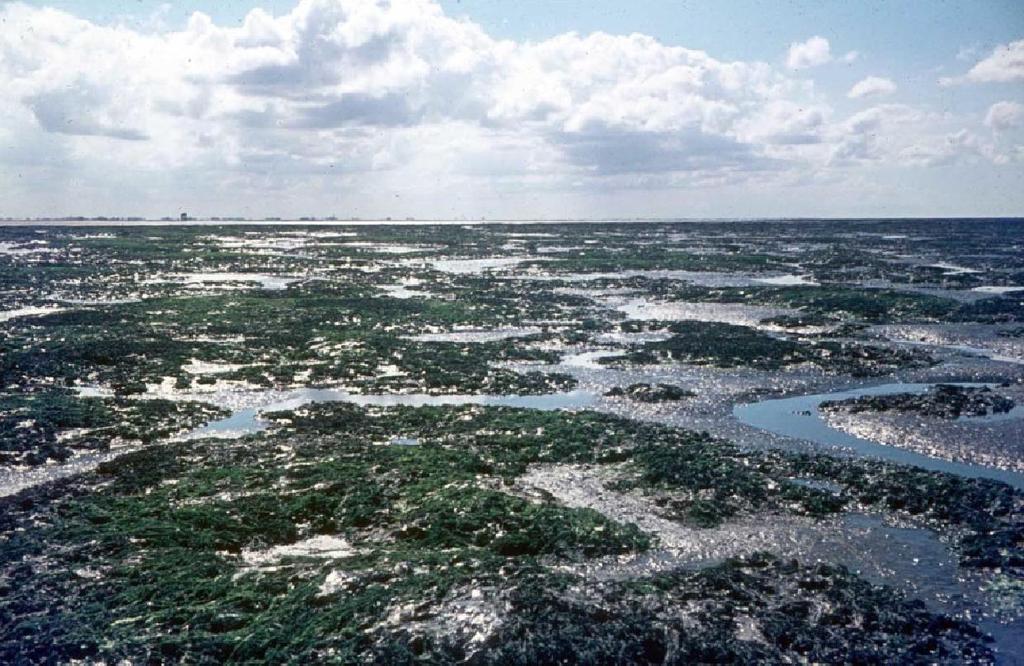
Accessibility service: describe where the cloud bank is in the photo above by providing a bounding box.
[0,0,1020,217]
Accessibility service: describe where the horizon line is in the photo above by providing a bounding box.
[3,216,1024,226]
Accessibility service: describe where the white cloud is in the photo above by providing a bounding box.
[897,129,986,167]
[940,39,1024,85]
[829,104,924,164]
[847,76,896,99]
[0,1,816,183]
[734,100,829,145]
[786,36,832,70]
[0,0,1016,217]
[985,101,1024,130]
[825,103,1013,168]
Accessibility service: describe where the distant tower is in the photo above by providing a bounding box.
[180,212,188,221]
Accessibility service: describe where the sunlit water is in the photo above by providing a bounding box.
[734,382,1024,489]
[189,388,599,439]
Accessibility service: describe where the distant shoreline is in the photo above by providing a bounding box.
[2,217,1023,227]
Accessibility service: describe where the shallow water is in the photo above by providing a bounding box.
[926,262,983,276]
[405,327,543,343]
[615,298,790,327]
[872,323,1024,366]
[0,306,66,322]
[801,513,1024,660]
[380,282,429,299]
[517,269,821,288]
[0,447,132,497]
[734,382,1024,489]
[560,350,625,368]
[188,388,599,439]
[143,272,303,290]
[903,340,1024,366]
[427,256,546,274]
[973,286,1024,294]
[0,387,600,495]
[752,274,818,286]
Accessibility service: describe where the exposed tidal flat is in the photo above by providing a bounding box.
[1,219,1023,663]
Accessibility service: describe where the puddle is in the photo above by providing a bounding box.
[427,257,547,274]
[405,327,543,343]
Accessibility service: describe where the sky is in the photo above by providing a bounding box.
[1,0,1022,219]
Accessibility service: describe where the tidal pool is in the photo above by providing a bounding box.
[615,299,791,328]
[188,388,599,439]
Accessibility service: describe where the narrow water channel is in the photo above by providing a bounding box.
[734,382,1024,489]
